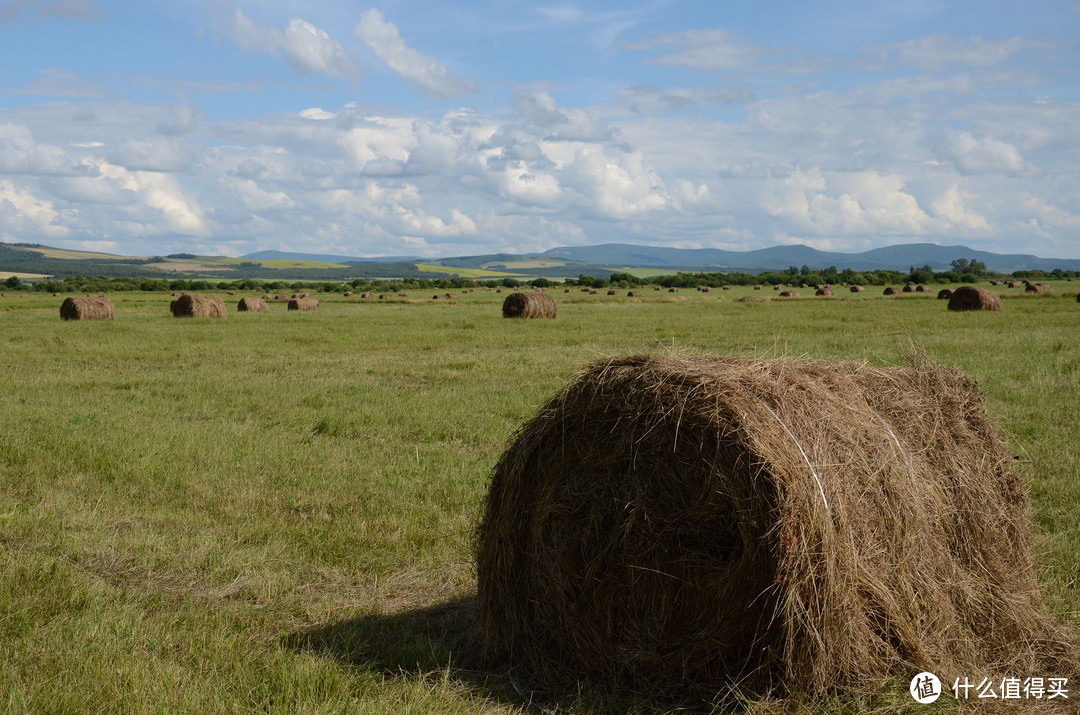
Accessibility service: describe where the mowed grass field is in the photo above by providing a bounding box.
[0,285,1078,713]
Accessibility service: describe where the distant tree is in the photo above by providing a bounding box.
[4,276,22,289]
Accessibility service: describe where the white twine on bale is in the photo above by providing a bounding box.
[758,401,829,512]
[508,670,559,715]
[869,407,918,492]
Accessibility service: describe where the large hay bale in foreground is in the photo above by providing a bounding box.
[236,297,267,312]
[502,292,557,319]
[948,286,1002,311]
[170,294,226,318]
[477,355,1075,702]
[60,296,114,320]
[288,296,319,311]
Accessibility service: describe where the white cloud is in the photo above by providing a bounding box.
[232,8,358,80]
[866,33,1034,71]
[945,130,1029,175]
[930,184,991,232]
[353,9,476,97]
[0,179,70,238]
[622,28,770,71]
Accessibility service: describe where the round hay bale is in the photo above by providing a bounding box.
[754,285,762,290]
[262,294,273,300]
[60,296,114,320]
[378,293,391,300]
[800,282,809,288]
[915,284,931,293]
[883,287,898,295]
[502,292,557,319]
[701,286,713,293]
[902,284,915,293]
[626,290,641,297]
[589,289,601,295]
[947,286,1002,311]
[607,289,619,295]
[849,285,864,293]
[937,288,954,300]
[343,291,354,297]
[564,288,572,293]
[1024,282,1049,294]
[287,296,319,311]
[361,292,374,299]
[226,290,236,296]
[653,286,661,291]
[236,297,267,312]
[397,291,408,297]
[477,354,1075,701]
[814,287,834,297]
[778,290,799,297]
[170,294,226,318]
[774,284,783,290]
[1007,281,1021,288]
[668,287,679,293]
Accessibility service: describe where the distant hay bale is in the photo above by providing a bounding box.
[378,294,391,300]
[668,287,679,293]
[883,287,898,295]
[774,284,784,290]
[1007,281,1021,288]
[915,285,932,293]
[170,294,226,318]
[60,296,114,321]
[565,288,572,293]
[589,289,601,294]
[700,286,712,293]
[477,354,1077,703]
[226,291,236,296]
[288,296,319,311]
[1076,292,1080,302]
[800,282,809,288]
[262,294,273,300]
[754,284,762,290]
[815,287,834,297]
[779,290,799,298]
[502,292,557,319]
[849,285,864,292]
[653,286,661,291]
[361,292,374,299]
[1024,282,1049,294]
[236,297,267,312]
[343,291,353,297]
[947,286,1002,312]
[607,289,618,295]
[398,292,408,297]
[902,284,915,293]
[990,280,1001,286]
[627,290,641,297]
[937,288,954,300]
[276,294,289,302]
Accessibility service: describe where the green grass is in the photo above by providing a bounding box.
[1,285,1078,713]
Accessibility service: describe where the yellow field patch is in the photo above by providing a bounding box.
[20,246,127,260]
[0,271,50,280]
[482,259,567,269]
[416,263,519,278]
[217,258,351,270]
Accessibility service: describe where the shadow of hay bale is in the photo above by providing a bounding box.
[283,598,525,708]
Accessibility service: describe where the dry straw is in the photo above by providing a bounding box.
[948,286,1002,311]
[937,288,954,300]
[288,296,319,311]
[60,296,114,320]
[815,287,834,297]
[236,297,267,312]
[778,290,799,298]
[883,287,898,295]
[849,285,865,293]
[170,294,226,318]
[502,292,557,319]
[476,354,1077,706]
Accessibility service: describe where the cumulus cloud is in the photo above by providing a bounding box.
[232,8,359,80]
[512,92,617,142]
[931,184,991,232]
[0,0,101,22]
[615,83,756,114]
[945,130,1029,175]
[353,9,476,97]
[0,179,70,238]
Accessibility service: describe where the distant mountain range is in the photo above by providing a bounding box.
[244,243,1080,274]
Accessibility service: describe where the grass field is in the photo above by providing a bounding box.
[1,285,1077,713]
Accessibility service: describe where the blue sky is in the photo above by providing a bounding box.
[2,0,1079,259]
